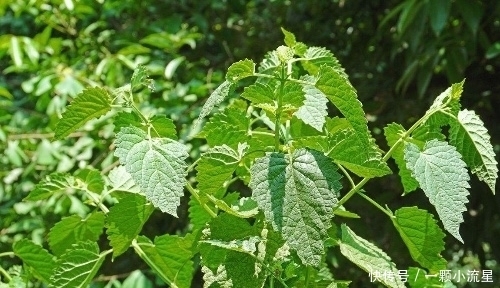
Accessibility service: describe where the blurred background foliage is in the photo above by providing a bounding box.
[0,0,499,286]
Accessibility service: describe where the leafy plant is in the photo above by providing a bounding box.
[2,28,497,288]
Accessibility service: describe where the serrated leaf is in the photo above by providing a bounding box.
[449,109,498,193]
[226,59,255,82]
[149,115,177,139]
[113,111,143,134]
[392,207,447,273]
[404,140,470,242]
[195,80,234,126]
[134,234,194,288]
[48,212,105,256]
[75,168,104,194]
[249,148,341,266]
[131,65,152,91]
[13,239,56,283]
[281,27,296,47]
[108,165,140,193]
[54,87,112,140]
[114,126,188,216]
[427,81,463,126]
[316,66,370,147]
[294,80,328,131]
[197,143,247,196]
[339,224,405,288]
[258,50,281,75]
[24,173,75,201]
[241,82,274,105]
[50,241,107,288]
[302,47,344,76]
[107,193,154,258]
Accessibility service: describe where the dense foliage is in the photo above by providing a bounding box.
[1,1,499,287]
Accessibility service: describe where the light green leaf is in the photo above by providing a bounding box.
[449,109,498,193]
[407,267,455,288]
[339,224,405,288]
[13,239,56,283]
[249,148,341,267]
[75,168,105,194]
[134,234,194,288]
[384,123,420,192]
[195,80,234,126]
[316,65,370,147]
[281,27,296,47]
[196,143,247,196]
[54,87,112,140]
[50,241,108,288]
[24,173,75,201]
[302,47,344,76]
[392,207,447,273]
[226,59,255,82]
[107,193,154,258]
[188,194,213,231]
[294,79,328,131]
[48,212,105,256]
[427,81,463,126]
[131,65,152,91]
[114,126,188,216]
[149,115,177,139]
[241,82,274,105]
[164,56,185,80]
[108,165,139,193]
[404,140,470,242]
[258,50,281,75]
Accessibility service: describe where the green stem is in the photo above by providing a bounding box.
[274,65,287,151]
[86,190,110,214]
[0,266,11,282]
[337,164,355,188]
[186,183,217,218]
[0,252,14,258]
[357,192,394,218]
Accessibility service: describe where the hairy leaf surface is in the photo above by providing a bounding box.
[54,87,112,139]
[108,165,139,193]
[107,193,154,258]
[404,140,470,242]
[13,239,56,283]
[114,126,188,216]
[392,207,447,273]
[226,59,255,82]
[48,212,105,256]
[339,224,405,288]
[134,234,194,288]
[195,80,234,126]
[24,173,75,201]
[294,79,328,131]
[249,148,341,267]
[449,109,498,193]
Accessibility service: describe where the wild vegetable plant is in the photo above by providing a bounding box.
[4,29,497,288]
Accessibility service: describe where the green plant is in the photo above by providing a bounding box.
[2,28,497,288]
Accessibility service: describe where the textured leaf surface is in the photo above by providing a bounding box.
[404,140,470,242]
[50,241,107,288]
[108,165,139,193]
[54,87,112,139]
[48,212,105,256]
[392,207,447,273]
[226,59,255,82]
[130,65,152,91]
[302,47,344,76]
[450,109,498,193]
[195,80,234,126]
[24,173,75,201]
[135,234,194,288]
[13,239,56,283]
[107,193,154,258]
[114,126,188,216]
[149,115,177,139]
[249,148,341,266]
[294,80,328,131]
[339,224,405,288]
[241,82,274,105]
[316,66,370,147]
[196,144,246,196]
[74,168,105,194]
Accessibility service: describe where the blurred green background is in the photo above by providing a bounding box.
[1,0,499,286]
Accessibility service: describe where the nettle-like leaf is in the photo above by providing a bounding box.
[338,224,405,288]
[249,148,341,267]
[302,47,344,76]
[24,172,75,201]
[404,140,470,243]
[13,239,56,283]
[108,165,140,193]
[294,76,328,131]
[50,241,108,288]
[392,207,447,273]
[107,193,154,258]
[75,168,105,194]
[114,126,188,216]
[54,87,112,140]
[130,65,153,91]
[195,80,234,126]
[226,59,255,82]
[426,81,463,127]
[48,212,105,256]
[449,109,498,193]
[196,143,247,196]
[134,234,194,288]
[258,50,281,75]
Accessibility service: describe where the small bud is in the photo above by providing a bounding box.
[276,45,294,63]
